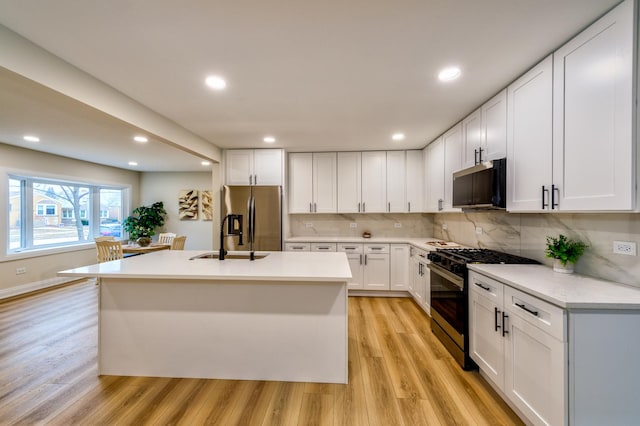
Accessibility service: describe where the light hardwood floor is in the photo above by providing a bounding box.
[0,280,523,425]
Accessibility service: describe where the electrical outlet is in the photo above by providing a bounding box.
[305,223,313,228]
[350,223,357,228]
[475,227,483,235]
[16,267,26,275]
[613,241,637,256]
[442,224,448,231]
[394,223,402,228]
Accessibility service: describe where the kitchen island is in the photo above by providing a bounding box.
[58,250,352,384]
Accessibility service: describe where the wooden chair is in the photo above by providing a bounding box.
[96,240,124,263]
[94,236,115,242]
[158,233,177,244]
[171,236,187,250]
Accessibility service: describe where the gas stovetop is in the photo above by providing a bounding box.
[428,248,538,276]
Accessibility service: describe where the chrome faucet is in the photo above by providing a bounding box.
[219,214,243,260]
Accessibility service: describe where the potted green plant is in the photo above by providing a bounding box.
[123,201,167,246]
[545,234,588,274]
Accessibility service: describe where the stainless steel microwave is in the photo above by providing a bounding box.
[452,158,506,209]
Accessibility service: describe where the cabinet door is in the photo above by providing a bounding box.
[469,289,505,391]
[284,243,311,251]
[361,151,387,213]
[507,55,553,212]
[481,89,507,162]
[288,153,313,213]
[313,152,337,213]
[414,262,425,305]
[461,109,482,168]
[253,149,283,185]
[337,152,362,213]
[406,150,423,213]
[226,150,253,185]
[363,253,390,290]
[346,253,364,289]
[389,244,409,291]
[552,0,633,211]
[426,138,444,211]
[386,151,406,212]
[408,253,417,295]
[504,311,566,426]
[422,260,431,314]
[443,124,462,211]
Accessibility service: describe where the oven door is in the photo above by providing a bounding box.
[428,263,465,338]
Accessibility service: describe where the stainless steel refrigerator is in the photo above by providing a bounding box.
[222,185,282,252]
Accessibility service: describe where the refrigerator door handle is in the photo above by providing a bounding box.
[250,196,256,243]
[247,196,253,243]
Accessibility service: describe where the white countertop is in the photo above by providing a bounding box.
[285,236,459,251]
[468,264,640,310]
[58,250,352,282]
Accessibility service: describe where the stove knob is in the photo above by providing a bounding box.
[428,253,440,262]
[451,264,464,275]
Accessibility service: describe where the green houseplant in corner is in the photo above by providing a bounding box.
[545,234,588,274]
[123,201,167,246]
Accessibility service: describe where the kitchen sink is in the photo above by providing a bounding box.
[189,252,269,260]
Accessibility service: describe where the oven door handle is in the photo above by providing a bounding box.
[427,264,464,289]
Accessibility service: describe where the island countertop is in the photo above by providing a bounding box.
[58,250,353,282]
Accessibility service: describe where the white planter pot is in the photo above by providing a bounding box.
[553,258,575,274]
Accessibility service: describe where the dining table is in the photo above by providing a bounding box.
[121,242,171,255]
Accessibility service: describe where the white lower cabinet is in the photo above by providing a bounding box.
[363,244,389,290]
[470,271,566,426]
[409,247,430,313]
[284,243,311,252]
[338,243,364,290]
[311,243,337,252]
[389,244,409,290]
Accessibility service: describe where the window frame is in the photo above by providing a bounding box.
[2,168,131,262]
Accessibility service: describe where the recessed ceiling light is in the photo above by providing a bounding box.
[205,75,227,90]
[128,161,138,166]
[263,136,276,143]
[201,161,211,166]
[392,133,405,141]
[134,136,148,143]
[438,66,461,82]
[23,135,40,142]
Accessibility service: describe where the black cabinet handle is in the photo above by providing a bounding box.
[515,303,539,317]
[494,307,501,332]
[551,184,559,210]
[475,282,491,292]
[502,312,509,337]
[478,147,484,163]
[542,185,549,209]
[474,148,478,165]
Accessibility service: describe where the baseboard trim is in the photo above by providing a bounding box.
[348,290,411,298]
[0,277,82,301]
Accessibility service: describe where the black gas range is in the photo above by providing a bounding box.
[427,248,538,370]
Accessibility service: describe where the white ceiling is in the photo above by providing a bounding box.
[0,0,621,168]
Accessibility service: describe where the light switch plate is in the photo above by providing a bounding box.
[475,227,483,235]
[350,223,357,228]
[394,223,402,228]
[442,224,448,230]
[305,223,313,228]
[613,241,637,256]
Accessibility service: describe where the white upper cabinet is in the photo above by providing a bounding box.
[552,0,634,211]
[337,152,362,213]
[386,151,406,212]
[288,153,313,213]
[288,152,337,213]
[361,151,387,213]
[443,123,462,211]
[462,109,482,168]
[426,137,445,212]
[507,55,553,212]
[481,90,507,162]
[313,152,338,213]
[405,150,423,213]
[462,90,507,169]
[226,149,283,186]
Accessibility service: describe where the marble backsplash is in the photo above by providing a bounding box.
[288,213,434,238]
[433,212,640,288]
[289,211,640,288]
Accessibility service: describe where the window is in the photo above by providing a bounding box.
[7,174,126,253]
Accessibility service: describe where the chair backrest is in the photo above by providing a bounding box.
[96,240,124,262]
[171,236,187,250]
[158,232,177,244]
[94,236,115,242]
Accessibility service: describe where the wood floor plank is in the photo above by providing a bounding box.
[0,281,525,426]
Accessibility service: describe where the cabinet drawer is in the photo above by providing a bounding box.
[469,271,504,303]
[364,244,389,254]
[337,243,363,253]
[504,286,566,341]
[284,243,311,252]
[311,243,337,252]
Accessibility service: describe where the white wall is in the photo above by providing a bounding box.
[0,142,140,294]
[140,169,220,250]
